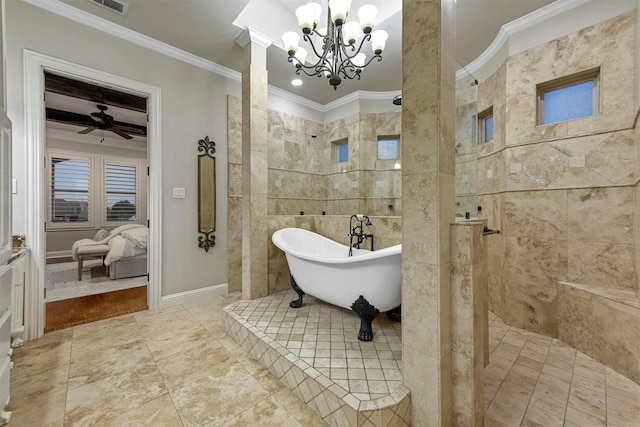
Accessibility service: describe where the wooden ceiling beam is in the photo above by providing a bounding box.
[45,73,147,113]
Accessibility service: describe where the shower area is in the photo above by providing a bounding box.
[266,65,478,221]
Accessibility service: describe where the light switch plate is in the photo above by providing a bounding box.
[172,187,186,199]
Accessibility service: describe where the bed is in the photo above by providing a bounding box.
[72,224,148,280]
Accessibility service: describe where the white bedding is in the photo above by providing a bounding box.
[71,224,147,264]
[105,227,148,266]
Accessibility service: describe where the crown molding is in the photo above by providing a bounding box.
[236,28,273,49]
[21,0,241,82]
[461,0,636,81]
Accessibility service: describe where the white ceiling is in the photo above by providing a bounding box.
[55,0,555,105]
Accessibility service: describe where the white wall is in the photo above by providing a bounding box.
[6,0,240,295]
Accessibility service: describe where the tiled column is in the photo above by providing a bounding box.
[451,221,487,427]
[634,0,640,298]
[236,29,272,299]
[401,0,456,425]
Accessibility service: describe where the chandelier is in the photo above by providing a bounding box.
[282,0,389,90]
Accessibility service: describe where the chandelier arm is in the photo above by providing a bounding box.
[338,32,372,60]
[302,32,329,61]
[288,54,333,77]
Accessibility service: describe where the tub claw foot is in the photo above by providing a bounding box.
[289,275,305,308]
[386,305,402,322]
[351,295,380,342]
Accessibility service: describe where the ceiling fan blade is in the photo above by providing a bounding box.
[112,121,147,136]
[78,127,97,135]
[111,128,134,140]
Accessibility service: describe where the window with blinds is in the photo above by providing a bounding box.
[50,157,90,223]
[105,162,137,222]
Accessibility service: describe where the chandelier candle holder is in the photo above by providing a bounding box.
[282,0,388,89]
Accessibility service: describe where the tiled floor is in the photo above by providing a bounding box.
[6,291,640,426]
[223,291,409,425]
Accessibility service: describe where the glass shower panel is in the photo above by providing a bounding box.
[267,126,327,216]
[455,63,478,219]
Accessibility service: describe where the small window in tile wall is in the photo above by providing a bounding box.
[537,68,600,125]
[478,108,494,143]
[333,138,349,163]
[377,135,400,160]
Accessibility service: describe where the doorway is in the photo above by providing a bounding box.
[24,51,162,340]
[43,73,149,331]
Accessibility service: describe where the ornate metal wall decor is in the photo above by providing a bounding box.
[197,136,216,252]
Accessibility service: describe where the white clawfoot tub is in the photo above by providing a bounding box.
[272,227,401,341]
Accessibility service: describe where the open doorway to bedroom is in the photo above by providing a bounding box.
[43,72,149,331]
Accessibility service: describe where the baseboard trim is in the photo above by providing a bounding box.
[160,283,228,308]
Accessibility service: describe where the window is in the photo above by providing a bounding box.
[377,135,400,160]
[333,138,348,163]
[47,150,145,229]
[50,155,91,225]
[105,160,138,223]
[478,108,493,143]
[538,68,600,125]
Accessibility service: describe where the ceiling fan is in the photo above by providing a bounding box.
[45,104,147,140]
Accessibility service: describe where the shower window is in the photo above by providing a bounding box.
[538,68,600,125]
[377,135,400,160]
[333,138,348,163]
[478,108,494,143]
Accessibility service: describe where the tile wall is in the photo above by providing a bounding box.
[477,10,640,382]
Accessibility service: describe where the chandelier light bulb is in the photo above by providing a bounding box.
[282,32,300,55]
[352,52,367,68]
[306,2,322,28]
[294,47,308,67]
[283,0,384,90]
[295,4,315,34]
[342,21,360,45]
[329,0,350,26]
[370,30,388,54]
[358,4,378,33]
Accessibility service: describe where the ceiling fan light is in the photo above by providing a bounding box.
[295,4,315,34]
[282,31,300,55]
[343,21,360,45]
[371,30,388,54]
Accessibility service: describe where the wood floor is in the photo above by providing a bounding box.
[45,286,148,332]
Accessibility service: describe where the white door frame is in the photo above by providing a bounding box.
[24,50,162,340]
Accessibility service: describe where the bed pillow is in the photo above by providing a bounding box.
[93,229,111,242]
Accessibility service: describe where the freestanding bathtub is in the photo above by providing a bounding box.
[272,227,401,341]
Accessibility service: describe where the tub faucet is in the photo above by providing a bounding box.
[348,214,374,256]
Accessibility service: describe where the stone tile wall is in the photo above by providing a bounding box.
[478,11,640,381]
[268,111,403,217]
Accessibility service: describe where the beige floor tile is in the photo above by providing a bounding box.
[11,329,73,376]
[485,400,523,427]
[564,405,606,427]
[273,388,331,427]
[567,384,606,420]
[6,365,68,427]
[606,395,640,426]
[94,393,183,427]
[522,403,564,427]
[69,339,153,383]
[155,338,236,392]
[171,362,270,426]
[64,363,168,426]
[220,395,304,427]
